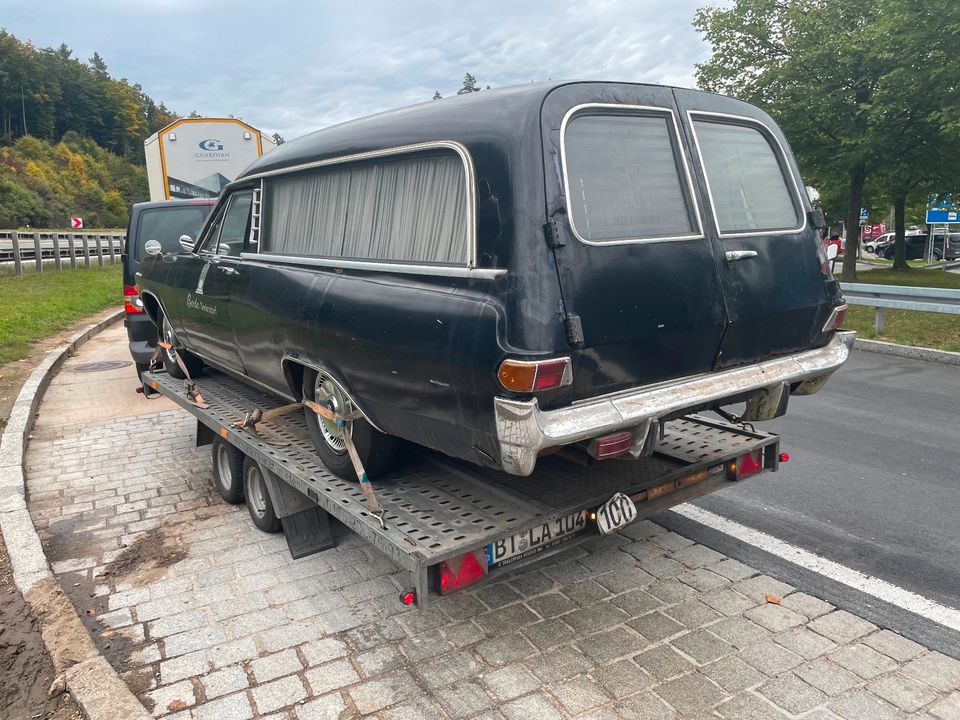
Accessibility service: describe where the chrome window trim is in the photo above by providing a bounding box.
[687,110,808,239]
[244,140,478,268]
[559,103,705,246]
[239,252,506,280]
[198,189,253,258]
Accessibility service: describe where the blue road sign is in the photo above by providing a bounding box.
[926,209,959,223]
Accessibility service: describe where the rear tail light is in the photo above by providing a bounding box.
[123,284,144,314]
[588,430,633,460]
[498,357,571,393]
[821,304,847,333]
[728,449,764,480]
[436,549,488,594]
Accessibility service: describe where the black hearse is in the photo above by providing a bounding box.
[137,81,853,479]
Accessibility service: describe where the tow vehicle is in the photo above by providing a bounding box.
[143,367,786,606]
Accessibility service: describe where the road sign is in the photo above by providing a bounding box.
[926,209,958,223]
[860,208,869,221]
[71,217,84,229]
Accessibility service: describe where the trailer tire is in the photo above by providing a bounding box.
[243,457,281,533]
[302,368,397,480]
[212,437,245,504]
[159,312,203,380]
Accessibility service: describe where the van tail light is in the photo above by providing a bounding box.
[123,284,144,314]
[498,357,571,393]
[821,304,847,333]
[588,431,633,460]
[436,549,488,594]
[727,449,764,480]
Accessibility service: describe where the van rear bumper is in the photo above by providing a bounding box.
[494,330,856,476]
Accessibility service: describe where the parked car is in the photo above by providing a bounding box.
[931,232,960,261]
[824,234,843,254]
[123,199,215,376]
[866,230,923,256]
[137,81,852,479]
[881,234,930,260]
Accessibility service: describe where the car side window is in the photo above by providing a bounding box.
[200,192,253,257]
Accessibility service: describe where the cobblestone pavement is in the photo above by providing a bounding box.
[24,325,960,719]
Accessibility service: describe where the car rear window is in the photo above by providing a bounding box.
[692,119,800,234]
[563,113,698,242]
[134,206,210,261]
[262,151,469,265]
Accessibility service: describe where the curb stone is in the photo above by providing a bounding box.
[0,309,153,720]
[854,337,960,366]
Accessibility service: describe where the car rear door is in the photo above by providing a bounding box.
[673,89,830,368]
[178,190,252,371]
[540,84,728,401]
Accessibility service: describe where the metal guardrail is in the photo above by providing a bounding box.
[840,282,960,332]
[0,230,126,277]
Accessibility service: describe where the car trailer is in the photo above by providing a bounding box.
[143,369,783,607]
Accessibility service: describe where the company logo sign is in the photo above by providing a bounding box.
[195,138,229,161]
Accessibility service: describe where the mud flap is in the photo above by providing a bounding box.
[280,507,334,559]
[261,467,335,559]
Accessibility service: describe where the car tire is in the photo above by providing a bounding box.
[243,456,282,533]
[212,437,245,504]
[159,313,203,380]
[933,250,943,261]
[302,368,397,480]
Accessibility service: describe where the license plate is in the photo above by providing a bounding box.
[486,511,587,568]
[596,491,638,535]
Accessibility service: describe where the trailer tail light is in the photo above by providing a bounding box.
[822,304,847,333]
[728,449,764,480]
[436,549,487,594]
[588,431,633,460]
[123,284,144,314]
[498,357,571,393]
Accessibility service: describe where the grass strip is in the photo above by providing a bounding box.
[841,268,960,352]
[0,265,121,365]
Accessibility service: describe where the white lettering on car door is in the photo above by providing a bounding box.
[195,261,212,295]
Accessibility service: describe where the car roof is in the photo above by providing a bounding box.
[131,199,217,212]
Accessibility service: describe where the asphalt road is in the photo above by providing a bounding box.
[658,347,960,654]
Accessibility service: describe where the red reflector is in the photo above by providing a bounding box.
[737,449,764,479]
[833,305,848,329]
[401,591,416,606]
[532,359,568,391]
[123,285,144,314]
[437,549,487,594]
[590,431,633,460]
[779,452,790,463]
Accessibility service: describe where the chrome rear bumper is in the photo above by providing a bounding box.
[494,331,856,476]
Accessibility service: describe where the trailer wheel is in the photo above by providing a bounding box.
[160,313,203,380]
[302,368,397,480]
[243,457,281,533]
[211,437,245,504]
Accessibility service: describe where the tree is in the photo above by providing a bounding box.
[457,73,481,95]
[695,0,916,280]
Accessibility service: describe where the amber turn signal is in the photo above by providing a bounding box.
[498,357,571,393]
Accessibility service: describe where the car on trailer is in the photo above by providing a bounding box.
[137,81,853,481]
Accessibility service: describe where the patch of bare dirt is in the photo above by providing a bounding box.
[0,530,83,720]
[101,524,188,587]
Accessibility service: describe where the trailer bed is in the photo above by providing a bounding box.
[144,369,780,605]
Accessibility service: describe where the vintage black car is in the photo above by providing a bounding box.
[137,81,853,479]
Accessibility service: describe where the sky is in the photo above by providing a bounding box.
[2,0,716,141]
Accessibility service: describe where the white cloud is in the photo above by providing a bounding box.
[3,0,713,139]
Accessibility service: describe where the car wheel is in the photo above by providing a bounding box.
[302,368,397,480]
[212,437,245,504]
[160,313,203,380]
[933,250,943,261]
[243,456,281,533]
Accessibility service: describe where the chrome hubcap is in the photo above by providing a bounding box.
[245,464,267,518]
[162,316,179,365]
[314,374,353,455]
[215,445,232,490]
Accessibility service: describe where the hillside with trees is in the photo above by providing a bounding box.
[0,30,178,228]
